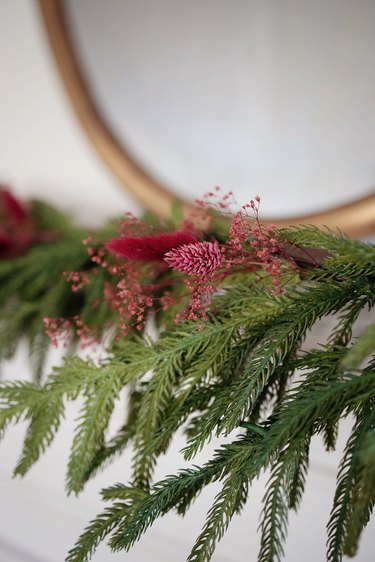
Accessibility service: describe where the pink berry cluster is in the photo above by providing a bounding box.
[226,196,287,292]
[63,270,90,292]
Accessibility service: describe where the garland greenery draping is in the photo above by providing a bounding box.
[0,187,374,561]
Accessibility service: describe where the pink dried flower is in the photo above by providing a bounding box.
[164,241,222,277]
[63,270,90,292]
[48,190,298,343]
[44,317,72,347]
[106,231,197,261]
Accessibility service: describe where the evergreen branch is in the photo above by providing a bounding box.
[329,294,373,347]
[132,353,181,488]
[291,346,349,452]
[265,371,375,458]
[31,199,81,237]
[248,347,298,424]
[0,237,89,378]
[106,372,375,561]
[0,214,374,562]
[287,436,310,511]
[131,289,283,486]
[101,484,148,503]
[327,402,375,562]
[0,381,41,436]
[132,384,225,504]
[82,424,135,483]
[343,425,375,556]
[279,225,375,265]
[110,468,220,552]
[1,353,153,482]
[341,321,375,370]
[81,390,142,484]
[258,436,310,562]
[66,365,127,495]
[66,486,149,562]
[187,474,249,562]
[109,437,257,553]
[66,502,132,562]
[217,281,367,434]
[63,345,154,494]
[183,280,361,460]
[13,396,65,477]
[0,212,119,380]
[28,332,51,384]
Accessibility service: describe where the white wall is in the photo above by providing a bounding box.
[0,0,140,226]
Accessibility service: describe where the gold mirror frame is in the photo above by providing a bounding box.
[39,0,375,238]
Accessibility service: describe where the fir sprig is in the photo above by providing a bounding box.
[0,201,118,381]
[0,206,375,562]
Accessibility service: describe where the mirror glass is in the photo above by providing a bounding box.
[64,0,375,217]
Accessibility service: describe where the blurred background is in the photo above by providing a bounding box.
[1,1,374,561]
[0,0,140,227]
[62,0,375,218]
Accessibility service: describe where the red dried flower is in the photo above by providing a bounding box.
[0,232,13,255]
[164,241,222,277]
[0,188,27,222]
[106,231,197,261]
[0,186,32,258]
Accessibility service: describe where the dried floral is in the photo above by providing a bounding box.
[0,186,60,258]
[1,191,374,562]
[164,241,222,276]
[45,191,296,342]
[0,186,32,258]
[0,188,27,222]
[107,231,197,261]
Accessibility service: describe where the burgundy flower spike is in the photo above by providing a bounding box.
[0,188,27,222]
[0,186,32,258]
[106,231,197,261]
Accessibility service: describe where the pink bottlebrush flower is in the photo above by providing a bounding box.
[164,241,222,277]
[106,231,197,261]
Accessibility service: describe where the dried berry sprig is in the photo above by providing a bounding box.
[44,192,299,344]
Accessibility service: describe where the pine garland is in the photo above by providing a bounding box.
[0,188,375,561]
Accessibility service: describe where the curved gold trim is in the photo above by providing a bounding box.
[38,0,181,220]
[38,0,375,237]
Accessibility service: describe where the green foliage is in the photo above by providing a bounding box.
[0,203,119,381]
[110,436,259,553]
[0,223,375,561]
[258,436,310,562]
[341,321,375,370]
[31,199,82,237]
[327,402,375,561]
[279,225,375,279]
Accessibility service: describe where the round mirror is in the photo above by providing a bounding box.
[39,0,375,236]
